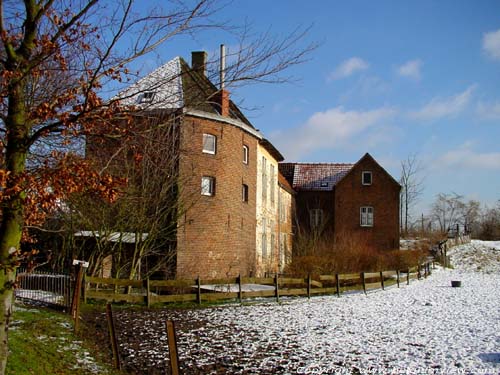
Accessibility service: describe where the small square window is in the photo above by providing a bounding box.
[360,206,374,227]
[320,181,329,188]
[203,134,216,154]
[362,171,372,185]
[201,176,215,196]
[242,184,249,202]
[243,145,249,164]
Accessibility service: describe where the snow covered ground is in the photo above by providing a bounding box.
[112,241,500,374]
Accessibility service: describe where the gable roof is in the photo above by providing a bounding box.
[279,162,354,191]
[279,153,401,192]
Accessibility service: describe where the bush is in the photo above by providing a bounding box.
[285,231,430,276]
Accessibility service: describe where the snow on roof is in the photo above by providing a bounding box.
[283,163,354,191]
[116,57,184,109]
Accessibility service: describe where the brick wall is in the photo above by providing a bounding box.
[334,155,400,251]
[176,114,259,278]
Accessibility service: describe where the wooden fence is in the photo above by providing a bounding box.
[83,262,433,306]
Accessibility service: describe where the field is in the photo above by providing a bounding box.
[83,240,500,374]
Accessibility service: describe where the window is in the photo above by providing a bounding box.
[242,184,249,202]
[360,206,374,227]
[362,171,372,185]
[139,91,155,104]
[262,157,267,202]
[261,218,267,259]
[201,176,215,196]
[280,198,287,222]
[202,134,216,154]
[309,209,324,229]
[243,145,249,164]
[270,164,275,206]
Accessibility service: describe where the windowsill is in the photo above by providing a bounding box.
[360,225,373,228]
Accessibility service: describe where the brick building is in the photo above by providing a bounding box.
[280,153,400,252]
[111,50,292,278]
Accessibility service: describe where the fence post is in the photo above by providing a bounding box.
[71,264,84,333]
[406,269,410,285]
[307,274,311,299]
[106,303,121,370]
[196,276,201,305]
[380,271,385,290]
[361,272,366,295]
[166,320,180,375]
[396,270,400,288]
[237,274,242,303]
[335,273,340,297]
[275,274,280,303]
[145,278,151,308]
[82,273,87,304]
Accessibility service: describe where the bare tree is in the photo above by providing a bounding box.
[430,192,465,234]
[399,154,424,236]
[0,0,315,371]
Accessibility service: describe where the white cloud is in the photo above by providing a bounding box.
[433,144,500,170]
[339,75,390,102]
[482,29,500,61]
[328,57,369,81]
[477,100,500,120]
[410,85,476,121]
[273,106,396,160]
[397,59,422,80]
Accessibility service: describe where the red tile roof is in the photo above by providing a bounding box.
[279,163,354,191]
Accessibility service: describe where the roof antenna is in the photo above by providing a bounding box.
[220,44,226,90]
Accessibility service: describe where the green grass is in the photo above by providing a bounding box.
[7,304,123,375]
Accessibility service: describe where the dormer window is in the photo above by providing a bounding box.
[362,171,372,185]
[139,91,156,104]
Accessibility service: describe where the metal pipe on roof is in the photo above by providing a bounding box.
[220,44,226,90]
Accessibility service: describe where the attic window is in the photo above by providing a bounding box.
[362,171,372,185]
[320,182,329,188]
[139,91,156,104]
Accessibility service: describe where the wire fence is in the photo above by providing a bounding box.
[15,268,72,311]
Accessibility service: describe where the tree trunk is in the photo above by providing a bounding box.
[0,79,29,374]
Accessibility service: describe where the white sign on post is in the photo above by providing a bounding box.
[72,259,90,268]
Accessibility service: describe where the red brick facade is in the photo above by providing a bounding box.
[176,114,260,278]
[334,154,400,250]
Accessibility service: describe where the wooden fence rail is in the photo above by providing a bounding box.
[83,262,432,306]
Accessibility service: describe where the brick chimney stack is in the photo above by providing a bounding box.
[191,51,207,76]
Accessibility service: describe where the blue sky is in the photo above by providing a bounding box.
[133,0,500,216]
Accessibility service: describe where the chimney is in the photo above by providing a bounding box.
[219,44,230,117]
[191,51,207,76]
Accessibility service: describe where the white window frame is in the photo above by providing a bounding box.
[309,209,324,229]
[360,206,374,227]
[201,176,215,196]
[243,145,249,164]
[362,171,372,186]
[202,133,216,155]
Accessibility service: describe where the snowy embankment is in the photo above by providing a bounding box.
[114,241,500,374]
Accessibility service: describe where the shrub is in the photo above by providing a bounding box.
[285,231,430,276]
